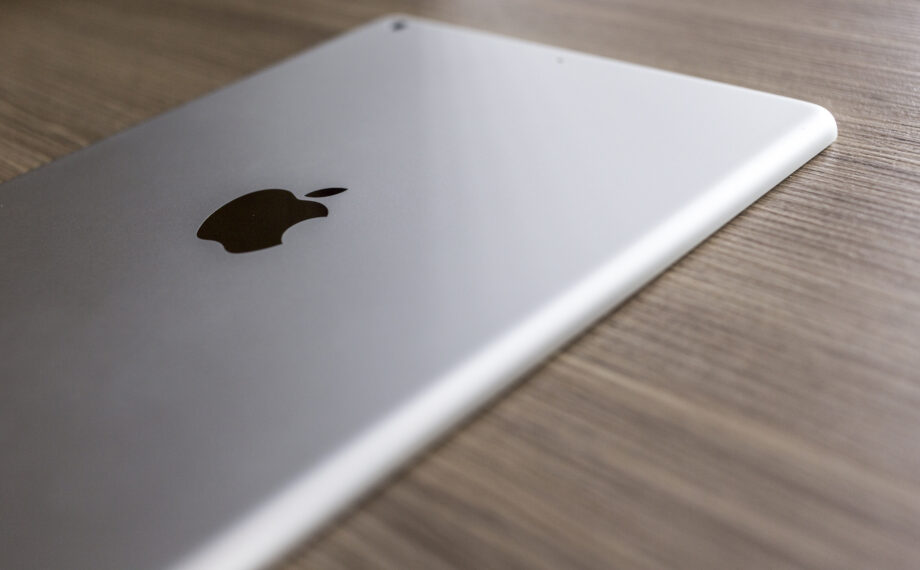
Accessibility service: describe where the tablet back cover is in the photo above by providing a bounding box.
[0,15,835,570]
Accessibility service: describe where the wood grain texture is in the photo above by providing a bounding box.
[2,1,919,568]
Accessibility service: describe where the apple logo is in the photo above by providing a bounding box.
[197,187,347,253]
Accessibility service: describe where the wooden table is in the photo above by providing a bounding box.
[3,1,919,568]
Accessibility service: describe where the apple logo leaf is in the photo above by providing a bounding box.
[306,187,347,198]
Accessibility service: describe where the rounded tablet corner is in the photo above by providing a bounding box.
[810,103,838,145]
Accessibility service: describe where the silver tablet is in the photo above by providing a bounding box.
[0,15,835,570]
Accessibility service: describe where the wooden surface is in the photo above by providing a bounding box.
[3,1,920,568]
